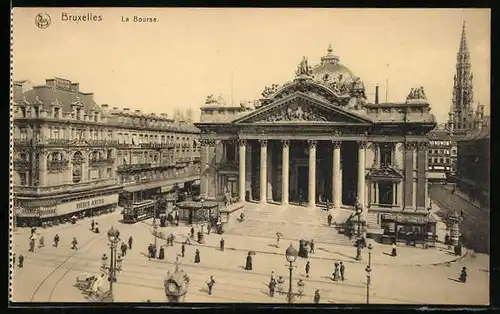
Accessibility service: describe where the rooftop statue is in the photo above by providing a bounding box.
[205,94,226,106]
[295,57,313,77]
[406,86,427,101]
[261,84,280,98]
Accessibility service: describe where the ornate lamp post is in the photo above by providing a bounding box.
[277,244,304,303]
[367,244,373,267]
[365,265,372,304]
[200,198,205,224]
[355,198,363,237]
[100,227,123,302]
[164,256,190,303]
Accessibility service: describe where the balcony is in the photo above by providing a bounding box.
[47,160,69,171]
[14,159,31,171]
[117,163,152,172]
[14,178,119,196]
[88,139,119,146]
[139,143,173,149]
[89,158,115,167]
[13,139,32,146]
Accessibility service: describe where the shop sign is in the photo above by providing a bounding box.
[57,194,118,215]
[161,185,174,193]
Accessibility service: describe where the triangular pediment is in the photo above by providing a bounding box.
[368,167,403,181]
[232,92,372,125]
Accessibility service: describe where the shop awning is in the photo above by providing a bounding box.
[122,175,200,193]
[382,213,437,225]
[192,180,201,186]
[428,172,447,180]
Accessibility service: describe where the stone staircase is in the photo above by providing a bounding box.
[226,203,356,247]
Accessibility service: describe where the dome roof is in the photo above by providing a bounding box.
[311,45,357,84]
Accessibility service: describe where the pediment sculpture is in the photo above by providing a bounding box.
[205,94,226,106]
[295,57,313,77]
[406,86,427,101]
[261,84,280,98]
[259,104,328,123]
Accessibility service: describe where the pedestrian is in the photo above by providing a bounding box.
[340,261,345,281]
[31,227,36,236]
[314,289,320,304]
[268,278,276,297]
[391,243,397,257]
[459,266,467,283]
[95,223,100,234]
[116,230,120,241]
[207,222,211,235]
[169,233,175,246]
[54,234,60,247]
[29,239,35,252]
[148,244,154,258]
[176,216,179,227]
[18,254,24,268]
[71,237,78,250]
[460,209,464,218]
[128,236,133,250]
[194,249,201,263]
[327,213,332,226]
[276,234,281,248]
[159,246,165,260]
[305,261,310,278]
[91,220,95,231]
[152,245,157,259]
[206,276,215,295]
[121,242,127,256]
[245,252,253,271]
[13,254,16,267]
[190,227,195,238]
[181,243,185,257]
[39,236,45,248]
[333,262,340,281]
[220,237,225,252]
[271,271,276,282]
[309,239,315,253]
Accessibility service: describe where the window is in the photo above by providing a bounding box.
[379,143,393,167]
[54,108,60,118]
[428,158,432,164]
[445,158,450,164]
[439,158,443,163]
[21,107,26,118]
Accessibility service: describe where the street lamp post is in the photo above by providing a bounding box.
[367,244,373,267]
[355,198,363,237]
[365,265,371,304]
[200,198,205,224]
[276,243,304,303]
[101,227,123,301]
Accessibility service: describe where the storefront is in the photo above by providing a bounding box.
[56,193,119,217]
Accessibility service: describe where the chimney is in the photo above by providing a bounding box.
[46,79,56,89]
[112,107,118,110]
[135,109,141,113]
[123,108,130,111]
[101,104,109,110]
[375,85,379,104]
[151,113,156,116]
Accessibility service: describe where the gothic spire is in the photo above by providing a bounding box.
[459,20,469,55]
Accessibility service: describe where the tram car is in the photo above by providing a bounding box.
[122,200,156,223]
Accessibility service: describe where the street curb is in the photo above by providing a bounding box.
[173,239,468,267]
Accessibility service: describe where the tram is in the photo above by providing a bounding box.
[122,199,156,223]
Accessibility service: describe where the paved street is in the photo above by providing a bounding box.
[11,205,489,304]
[430,184,490,254]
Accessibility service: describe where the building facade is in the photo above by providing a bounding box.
[12,77,200,226]
[427,125,456,182]
[195,47,436,230]
[455,127,490,208]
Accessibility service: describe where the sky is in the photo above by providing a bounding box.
[12,8,490,123]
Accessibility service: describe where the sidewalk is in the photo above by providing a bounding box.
[171,226,467,267]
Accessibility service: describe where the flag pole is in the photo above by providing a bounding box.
[385,63,389,103]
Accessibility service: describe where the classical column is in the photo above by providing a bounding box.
[259,140,268,203]
[200,139,210,199]
[67,160,73,184]
[39,151,47,187]
[245,143,252,201]
[308,140,317,208]
[392,182,397,206]
[416,142,428,210]
[266,142,273,202]
[281,140,290,205]
[331,140,342,209]
[404,142,415,209]
[238,139,246,202]
[374,182,379,205]
[357,141,367,211]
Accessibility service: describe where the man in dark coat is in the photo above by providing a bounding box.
[339,262,345,281]
[220,237,225,251]
[207,276,215,295]
[181,243,185,257]
[158,246,165,260]
[314,289,320,304]
[268,278,276,297]
[53,234,60,248]
[310,239,315,254]
[245,253,253,270]
[305,261,310,278]
[327,213,332,226]
[128,236,133,250]
[121,242,127,256]
[18,255,24,268]
[190,227,195,238]
[91,220,95,231]
[194,249,201,263]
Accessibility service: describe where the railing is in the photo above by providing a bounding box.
[117,163,151,172]
[140,143,174,149]
[14,178,119,195]
[47,160,69,170]
[14,159,31,170]
[89,158,115,167]
[88,139,119,146]
[13,139,32,146]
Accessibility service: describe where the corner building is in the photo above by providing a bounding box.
[12,78,200,226]
[195,47,436,230]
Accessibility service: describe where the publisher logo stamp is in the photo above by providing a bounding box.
[35,13,51,29]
